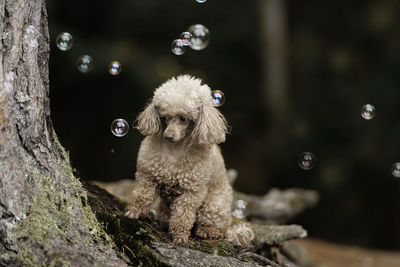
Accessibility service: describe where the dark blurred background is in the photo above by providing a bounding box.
[47,0,400,251]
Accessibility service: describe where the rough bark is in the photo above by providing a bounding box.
[0,1,127,266]
[252,224,307,248]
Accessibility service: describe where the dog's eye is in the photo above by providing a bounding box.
[160,116,167,122]
[179,116,188,123]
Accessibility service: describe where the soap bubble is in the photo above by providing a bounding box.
[56,32,73,51]
[108,61,122,75]
[232,199,248,219]
[298,152,316,170]
[185,90,200,108]
[77,55,94,73]
[23,25,39,48]
[25,25,37,36]
[361,104,375,120]
[392,162,400,178]
[196,0,207,3]
[3,71,15,92]
[211,90,225,107]
[180,32,192,46]
[111,119,129,137]
[171,39,186,55]
[188,24,210,50]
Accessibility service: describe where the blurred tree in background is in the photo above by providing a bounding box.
[47,0,400,251]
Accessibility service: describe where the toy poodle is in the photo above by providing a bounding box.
[125,75,253,245]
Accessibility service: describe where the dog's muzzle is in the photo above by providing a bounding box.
[164,132,176,143]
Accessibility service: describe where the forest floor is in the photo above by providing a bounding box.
[293,237,400,267]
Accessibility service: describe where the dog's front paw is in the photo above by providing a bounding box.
[124,208,141,219]
[195,226,224,239]
[170,225,190,244]
[172,234,189,244]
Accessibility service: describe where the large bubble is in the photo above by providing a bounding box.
[56,32,73,51]
[171,39,186,55]
[180,32,193,46]
[188,24,210,50]
[392,162,400,178]
[232,199,248,219]
[23,25,39,48]
[298,152,317,170]
[211,90,225,107]
[77,55,94,73]
[3,71,15,93]
[185,90,200,109]
[111,119,129,137]
[108,61,122,75]
[361,104,375,120]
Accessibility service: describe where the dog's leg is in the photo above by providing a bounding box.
[125,172,156,219]
[169,188,207,244]
[195,181,233,239]
[152,196,170,230]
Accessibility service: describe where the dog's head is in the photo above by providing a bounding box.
[135,75,228,145]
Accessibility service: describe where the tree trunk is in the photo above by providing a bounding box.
[0,1,127,266]
[260,0,289,125]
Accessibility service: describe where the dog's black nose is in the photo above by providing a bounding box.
[164,133,175,142]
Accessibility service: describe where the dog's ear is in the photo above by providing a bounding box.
[135,102,161,136]
[191,105,228,145]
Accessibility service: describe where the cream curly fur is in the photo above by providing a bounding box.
[125,75,253,245]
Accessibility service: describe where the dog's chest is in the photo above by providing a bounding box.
[150,155,205,193]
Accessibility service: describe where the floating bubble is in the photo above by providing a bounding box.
[232,199,248,219]
[298,152,316,170]
[185,90,200,109]
[5,71,15,82]
[56,32,73,51]
[180,32,192,46]
[361,104,375,120]
[392,162,400,178]
[25,25,38,37]
[211,90,225,107]
[23,25,39,48]
[77,55,94,73]
[171,39,186,55]
[3,71,15,92]
[196,0,207,3]
[108,61,122,75]
[111,119,129,137]
[188,24,210,50]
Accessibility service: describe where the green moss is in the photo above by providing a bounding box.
[9,132,119,266]
[83,182,170,266]
[82,182,127,214]
[48,254,69,267]
[53,132,117,248]
[187,240,237,258]
[95,212,169,267]
[12,161,72,265]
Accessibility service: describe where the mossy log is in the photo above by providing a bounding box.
[84,182,315,266]
[94,176,319,226]
[236,188,319,224]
